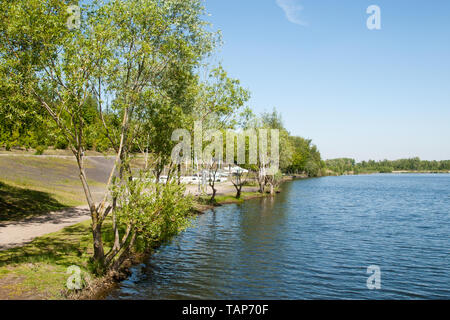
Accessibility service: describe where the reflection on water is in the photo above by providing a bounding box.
[108,174,450,299]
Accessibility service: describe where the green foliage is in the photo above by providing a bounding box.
[324,158,355,175]
[54,136,68,150]
[239,109,324,178]
[326,157,450,174]
[112,170,193,250]
[378,166,394,173]
[34,145,46,155]
[0,0,328,275]
[196,65,251,129]
[285,136,324,177]
[273,170,283,183]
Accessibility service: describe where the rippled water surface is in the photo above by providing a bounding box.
[108,174,450,299]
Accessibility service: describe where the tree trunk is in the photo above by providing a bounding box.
[210,185,216,203]
[75,151,106,273]
[258,181,264,193]
[92,222,105,272]
[155,167,162,183]
[257,169,266,193]
[112,230,137,272]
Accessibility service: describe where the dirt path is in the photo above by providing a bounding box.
[0,206,90,250]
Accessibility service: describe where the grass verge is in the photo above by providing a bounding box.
[198,191,272,206]
[0,220,115,299]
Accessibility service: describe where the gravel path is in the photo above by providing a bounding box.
[0,206,91,250]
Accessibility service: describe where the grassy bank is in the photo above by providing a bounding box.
[0,220,100,299]
[0,181,73,222]
[0,156,108,222]
[198,191,272,206]
[0,188,276,300]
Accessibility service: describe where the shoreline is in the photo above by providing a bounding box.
[330,171,450,176]
[8,170,442,299]
[76,174,307,300]
[0,174,305,300]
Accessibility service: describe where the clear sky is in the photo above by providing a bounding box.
[203,0,450,161]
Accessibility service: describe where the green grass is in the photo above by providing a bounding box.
[0,221,95,267]
[0,154,108,197]
[0,181,73,222]
[198,191,269,206]
[0,188,270,299]
[0,220,114,299]
[0,269,11,276]
[0,155,111,222]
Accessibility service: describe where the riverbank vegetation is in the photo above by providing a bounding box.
[0,0,326,296]
[325,157,450,175]
[0,186,273,299]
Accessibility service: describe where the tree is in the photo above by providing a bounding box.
[244,110,292,192]
[0,0,218,273]
[109,169,192,271]
[265,170,282,195]
[231,168,248,199]
[195,65,251,130]
[206,159,219,203]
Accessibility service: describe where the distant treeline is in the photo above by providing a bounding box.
[325,157,450,174]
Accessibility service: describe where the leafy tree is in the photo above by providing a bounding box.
[0,0,218,273]
[230,169,248,199]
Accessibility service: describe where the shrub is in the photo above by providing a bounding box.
[34,145,46,155]
[378,166,393,173]
[55,136,69,150]
[112,171,193,250]
[95,138,110,153]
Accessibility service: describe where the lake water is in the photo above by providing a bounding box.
[107,174,450,299]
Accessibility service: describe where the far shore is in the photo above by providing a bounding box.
[331,170,450,176]
[390,170,450,174]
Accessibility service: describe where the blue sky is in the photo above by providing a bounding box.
[204,0,450,161]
